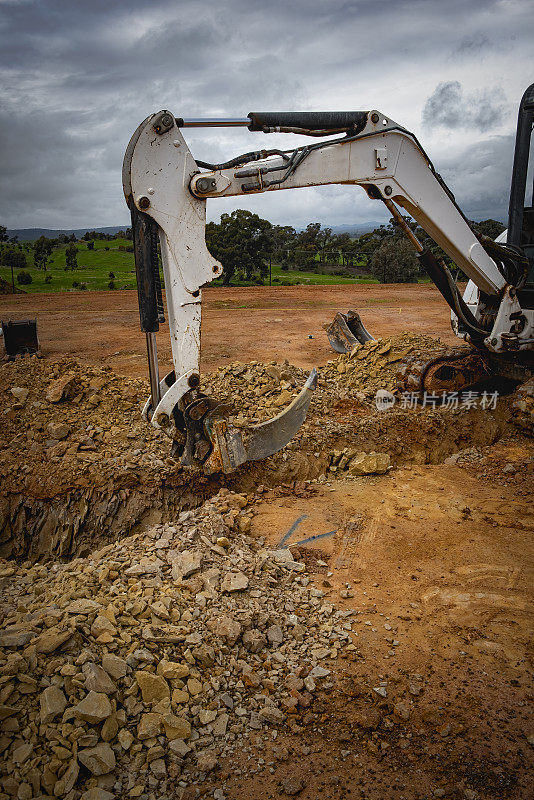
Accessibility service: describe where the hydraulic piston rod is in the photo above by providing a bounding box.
[177,118,250,127]
[146,332,161,414]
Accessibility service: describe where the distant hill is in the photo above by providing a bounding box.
[7,221,385,242]
[6,225,129,242]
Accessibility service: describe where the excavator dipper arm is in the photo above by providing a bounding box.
[123,113,318,474]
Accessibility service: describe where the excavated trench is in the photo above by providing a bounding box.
[0,342,524,563]
[0,457,325,563]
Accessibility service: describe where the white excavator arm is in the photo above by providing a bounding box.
[123,107,532,473]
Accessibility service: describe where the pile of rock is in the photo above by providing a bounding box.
[0,355,317,500]
[321,333,445,396]
[202,360,308,425]
[511,376,534,434]
[0,490,357,799]
[0,356,170,499]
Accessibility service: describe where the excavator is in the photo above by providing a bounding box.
[123,83,533,474]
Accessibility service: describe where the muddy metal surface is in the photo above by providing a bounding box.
[0,286,533,799]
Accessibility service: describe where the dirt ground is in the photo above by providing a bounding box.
[1,285,533,799]
[212,449,533,799]
[0,284,458,379]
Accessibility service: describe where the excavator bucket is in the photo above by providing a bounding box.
[1,319,39,359]
[326,310,374,353]
[199,368,318,474]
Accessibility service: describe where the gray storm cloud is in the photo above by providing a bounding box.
[437,135,515,220]
[422,81,506,132]
[0,0,532,229]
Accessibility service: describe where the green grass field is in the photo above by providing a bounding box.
[1,239,138,293]
[0,238,380,293]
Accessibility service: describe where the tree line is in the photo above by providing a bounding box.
[1,215,505,288]
[205,210,505,285]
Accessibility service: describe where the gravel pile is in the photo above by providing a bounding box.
[203,360,308,426]
[0,356,170,497]
[0,334,459,497]
[511,376,534,435]
[202,335,447,413]
[321,333,446,396]
[0,490,358,799]
[0,355,314,498]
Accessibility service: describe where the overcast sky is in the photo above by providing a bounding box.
[1,0,532,231]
